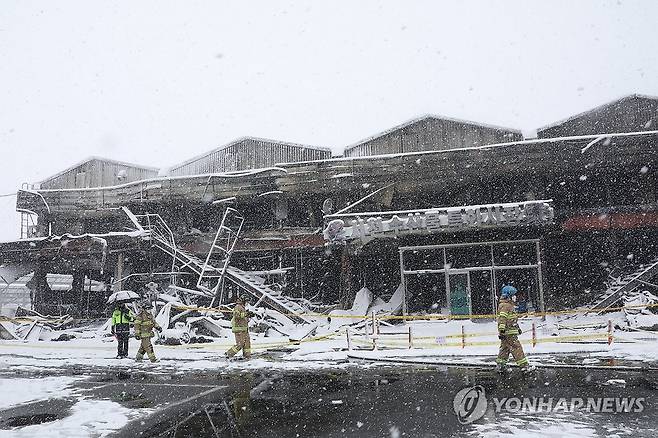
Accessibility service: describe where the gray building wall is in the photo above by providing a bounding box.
[169,138,331,176]
[537,95,658,138]
[343,116,523,158]
[40,158,159,190]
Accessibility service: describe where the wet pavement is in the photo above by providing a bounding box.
[0,362,656,437]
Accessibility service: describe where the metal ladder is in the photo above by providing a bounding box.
[197,208,244,303]
[589,258,658,314]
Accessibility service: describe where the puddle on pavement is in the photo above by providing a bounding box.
[0,398,74,429]
[2,413,62,427]
[111,366,658,437]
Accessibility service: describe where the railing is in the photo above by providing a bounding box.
[132,211,179,286]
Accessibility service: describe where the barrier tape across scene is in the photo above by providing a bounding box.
[0,303,654,352]
[3,302,656,324]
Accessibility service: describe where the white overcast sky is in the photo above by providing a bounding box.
[1,0,657,241]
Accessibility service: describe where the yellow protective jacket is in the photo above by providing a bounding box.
[231,303,250,333]
[497,298,521,336]
[134,310,160,339]
[111,308,132,334]
[111,308,132,325]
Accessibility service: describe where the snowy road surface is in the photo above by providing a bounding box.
[0,360,655,437]
[0,314,656,437]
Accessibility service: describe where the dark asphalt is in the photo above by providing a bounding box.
[0,363,656,437]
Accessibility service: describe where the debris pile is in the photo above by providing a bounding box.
[0,307,74,341]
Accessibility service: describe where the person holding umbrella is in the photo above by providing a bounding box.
[107,290,140,359]
[111,303,133,358]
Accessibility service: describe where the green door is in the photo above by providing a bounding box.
[449,273,471,315]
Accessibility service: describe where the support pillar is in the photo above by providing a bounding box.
[71,271,86,317]
[26,263,52,315]
[114,253,124,292]
[339,245,355,309]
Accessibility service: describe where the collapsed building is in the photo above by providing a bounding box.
[1,94,657,323]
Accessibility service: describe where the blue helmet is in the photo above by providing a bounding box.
[501,285,518,298]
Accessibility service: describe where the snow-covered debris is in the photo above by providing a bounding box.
[0,321,19,340]
[603,379,626,387]
[155,302,172,329]
[623,290,658,315]
[370,284,405,315]
[187,316,230,337]
[327,287,372,331]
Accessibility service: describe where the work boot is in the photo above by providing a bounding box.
[495,363,508,373]
[150,358,160,363]
[135,354,144,362]
[522,364,536,375]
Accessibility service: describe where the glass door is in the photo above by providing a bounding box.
[448,272,471,315]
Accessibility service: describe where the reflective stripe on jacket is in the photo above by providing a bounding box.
[134,311,160,338]
[497,298,520,336]
[231,304,250,333]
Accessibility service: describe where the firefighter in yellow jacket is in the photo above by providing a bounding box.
[496,285,533,373]
[134,302,162,363]
[225,296,254,360]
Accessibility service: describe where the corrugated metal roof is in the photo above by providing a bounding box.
[536,94,658,134]
[39,156,160,185]
[344,114,522,152]
[169,136,332,172]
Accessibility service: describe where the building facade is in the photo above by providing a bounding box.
[4,95,657,316]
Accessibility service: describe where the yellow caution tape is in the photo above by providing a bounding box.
[352,332,610,349]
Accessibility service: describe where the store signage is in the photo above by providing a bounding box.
[323,200,554,242]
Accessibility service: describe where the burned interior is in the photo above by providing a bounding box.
[1,95,656,321]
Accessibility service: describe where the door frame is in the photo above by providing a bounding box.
[446,269,472,315]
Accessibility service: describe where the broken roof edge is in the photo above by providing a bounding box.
[39,156,161,186]
[26,167,288,194]
[343,114,523,152]
[536,93,658,134]
[169,136,333,172]
[285,129,658,166]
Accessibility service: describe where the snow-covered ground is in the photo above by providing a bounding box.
[0,311,655,438]
[0,399,141,438]
[0,376,148,437]
[1,310,656,374]
[0,377,80,410]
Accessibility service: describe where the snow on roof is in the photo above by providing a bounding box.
[344,114,523,152]
[170,136,332,171]
[287,129,658,166]
[536,94,658,133]
[33,167,288,193]
[40,156,160,185]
